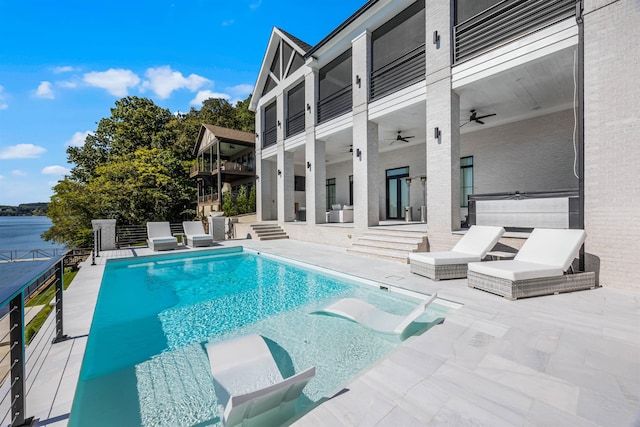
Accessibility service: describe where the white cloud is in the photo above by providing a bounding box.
[65,130,93,147]
[190,90,231,106]
[228,83,254,102]
[42,165,70,175]
[142,66,210,99]
[11,170,26,176]
[57,80,78,89]
[222,19,235,27]
[0,144,46,159]
[249,0,262,9]
[0,85,8,110]
[53,66,76,74]
[83,68,140,96]
[35,81,55,99]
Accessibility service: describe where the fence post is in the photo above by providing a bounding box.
[52,259,68,344]
[95,229,100,258]
[9,292,34,427]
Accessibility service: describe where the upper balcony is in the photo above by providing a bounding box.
[190,161,255,178]
[453,0,576,64]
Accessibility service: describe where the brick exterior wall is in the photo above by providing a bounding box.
[583,0,640,290]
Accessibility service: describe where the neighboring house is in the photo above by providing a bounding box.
[249,0,639,291]
[190,124,256,216]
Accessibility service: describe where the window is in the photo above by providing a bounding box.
[460,156,473,207]
[286,82,305,137]
[262,101,277,148]
[349,175,353,205]
[326,178,336,211]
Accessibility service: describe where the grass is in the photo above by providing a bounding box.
[25,268,78,344]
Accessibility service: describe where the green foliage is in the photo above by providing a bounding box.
[221,191,238,217]
[248,185,256,213]
[236,185,249,214]
[45,95,254,246]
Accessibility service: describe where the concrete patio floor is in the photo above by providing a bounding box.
[13,238,640,426]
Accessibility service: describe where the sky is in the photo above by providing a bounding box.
[0,0,364,206]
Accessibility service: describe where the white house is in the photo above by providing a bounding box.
[249,0,640,291]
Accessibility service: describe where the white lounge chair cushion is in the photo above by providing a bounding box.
[468,260,564,281]
[316,292,438,335]
[148,236,178,244]
[183,221,208,237]
[514,228,586,271]
[451,225,505,257]
[147,221,174,238]
[409,251,480,266]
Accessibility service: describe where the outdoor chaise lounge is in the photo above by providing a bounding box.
[182,221,213,247]
[409,225,505,280]
[205,334,316,427]
[467,228,596,300]
[146,222,178,251]
[313,292,438,336]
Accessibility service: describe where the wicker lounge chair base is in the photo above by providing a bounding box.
[467,270,596,300]
[410,261,468,280]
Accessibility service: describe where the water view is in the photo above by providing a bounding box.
[0,216,62,251]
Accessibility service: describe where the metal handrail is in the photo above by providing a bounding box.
[318,84,352,124]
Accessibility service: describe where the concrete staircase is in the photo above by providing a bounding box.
[250,224,289,241]
[347,229,428,263]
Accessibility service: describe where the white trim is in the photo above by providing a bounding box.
[316,112,354,139]
[284,133,305,151]
[452,19,578,89]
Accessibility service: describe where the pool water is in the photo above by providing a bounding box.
[70,247,447,427]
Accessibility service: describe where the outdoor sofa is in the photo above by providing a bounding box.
[467,228,596,300]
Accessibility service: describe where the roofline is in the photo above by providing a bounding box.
[304,0,380,59]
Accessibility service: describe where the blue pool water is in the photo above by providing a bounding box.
[70,247,447,427]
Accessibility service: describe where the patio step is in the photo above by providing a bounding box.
[250,224,289,241]
[347,229,427,263]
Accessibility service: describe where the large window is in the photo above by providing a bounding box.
[262,101,277,148]
[326,178,336,211]
[286,82,305,138]
[370,0,425,99]
[318,50,352,123]
[460,156,473,207]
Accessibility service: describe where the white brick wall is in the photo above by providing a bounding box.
[583,0,640,290]
[461,109,580,194]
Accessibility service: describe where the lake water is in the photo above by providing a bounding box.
[0,216,62,251]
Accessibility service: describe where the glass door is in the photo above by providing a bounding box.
[386,167,409,219]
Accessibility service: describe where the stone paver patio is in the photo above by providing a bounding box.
[9,239,640,426]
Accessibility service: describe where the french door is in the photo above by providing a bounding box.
[386,167,409,219]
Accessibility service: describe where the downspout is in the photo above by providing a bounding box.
[576,0,585,271]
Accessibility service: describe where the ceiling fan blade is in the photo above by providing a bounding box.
[476,113,496,120]
[476,119,485,125]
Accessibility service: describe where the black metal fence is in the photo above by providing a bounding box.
[115,223,185,248]
[370,44,426,101]
[454,0,576,63]
[317,85,352,124]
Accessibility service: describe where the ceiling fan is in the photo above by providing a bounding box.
[461,109,497,127]
[389,131,415,144]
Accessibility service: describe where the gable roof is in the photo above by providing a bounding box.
[193,124,255,156]
[249,27,311,111]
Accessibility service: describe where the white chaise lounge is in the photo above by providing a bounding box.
[182,221,213,247]
[205,334,315,427]
[467,228,596,300]
[409,225,505,280]
[146,222,177,251]
[313,292,438,336]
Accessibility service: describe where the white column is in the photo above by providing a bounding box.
[304,59,326,224]
[352,30,379,229]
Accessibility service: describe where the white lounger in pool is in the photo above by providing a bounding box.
[313,292,438,336]
[205,334,315,427]
[182,221,214,247]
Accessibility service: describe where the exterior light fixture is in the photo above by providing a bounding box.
[307,161,311,170]
[277,169,282,176]
[420,175,427,183]
[255,133,259,138]
[355,148,362,159]
[277,120,281,127]
[356,75,361,88]
[433,30,440,46]
[256,175,260,181]
[306,103,311,112]
[434,127,441,142]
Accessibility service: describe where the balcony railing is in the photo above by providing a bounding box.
[262,126,277,149]
[286,110,305,138]
[198,193,219,204]
[454,0,576,64]
[317,85,352,124]
[370,44,426,101]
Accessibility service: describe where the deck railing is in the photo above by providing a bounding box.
[286,110,305,138]
[262,126,277,149]
[317,85,352,124]
[454,0,576,63]
[115,223,185,248]
[370,44,426,101]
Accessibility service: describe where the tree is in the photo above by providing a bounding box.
[248,185,257,213]
[42,180,96,247]
[236,185,249,214]
[221,191,237,217]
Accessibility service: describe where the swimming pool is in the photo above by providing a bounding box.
[70,247,448,427]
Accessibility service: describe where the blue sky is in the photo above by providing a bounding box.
[0,0,364,205]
